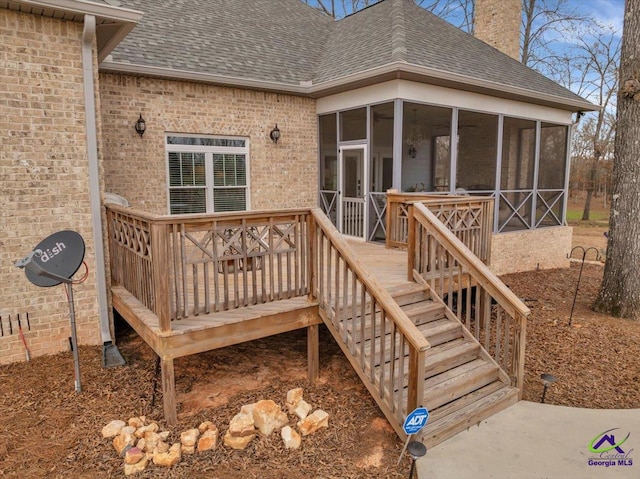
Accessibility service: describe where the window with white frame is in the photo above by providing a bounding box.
[166,135,249,214]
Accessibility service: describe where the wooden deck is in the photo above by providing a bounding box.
[111,235,412,423]
[107,204,525,443]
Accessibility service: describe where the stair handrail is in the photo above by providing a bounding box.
[410,203,529,391]
[311,209,430,353]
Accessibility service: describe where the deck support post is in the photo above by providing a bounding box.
[161,356,177,425]
[407,204,416,281]
[307,324,319,382]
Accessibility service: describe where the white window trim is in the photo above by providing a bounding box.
[165,134,251,214]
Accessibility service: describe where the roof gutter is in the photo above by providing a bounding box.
[100,59,597,113]
[307,61,599,112]
[82,14,113,348]
[9,0,143,22]
[99,60,310,95]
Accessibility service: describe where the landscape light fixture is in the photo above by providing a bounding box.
[269,124,280,144]
[407,441,427,479]
[540,373,557,403]
[134,114,146,137]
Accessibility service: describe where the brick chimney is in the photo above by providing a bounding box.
[474,0,521,60]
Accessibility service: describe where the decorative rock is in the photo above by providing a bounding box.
[124,447,145,465]
[293,400,312,420]
[286,388,304,413]
[155,441,170,454]
[121,425,137,436]
[198,421,216,434]
[297,409,329,436]
[128,417,145,429]
[158,430,171,441]
[281,426,301,450]
[143,431,161,452]
[153,443,181,467]
[197,428,219,452]
[228,411,256,437]
[136,438,146,452]
[113,432,136,456]
[124,456,148,476]
[252,400,288,437]
[102,420,126,438]
[240,403,255,416]
[223,430,256,450]
[182,445,195,454]
[180,428,200,447]
[135,423,158,438]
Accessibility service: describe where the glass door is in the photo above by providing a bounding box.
[339,145,368,239]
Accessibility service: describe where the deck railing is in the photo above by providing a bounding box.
[310,209,430,431]
[107,205,311,331]
[386,190,494,264]
[408,202,529,392]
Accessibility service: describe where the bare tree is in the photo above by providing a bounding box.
[594,0,640,320]
[417,0,474,32]
[563,25,620,220]
[302,0,380,18]
[521,0,592,71]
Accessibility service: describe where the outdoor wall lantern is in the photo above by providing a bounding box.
[134,114,146,137]
[269,124,281,144]
[408,144,417,158]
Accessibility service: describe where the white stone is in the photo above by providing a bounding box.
[252,399,288,437]
[153,443,181,467]
[128,417,145,429]
[113,432,136,456]
[197,428,219,452]
[102,420,126,438]
[297,409,329,436]
[124,456,148,476]
[281,426,301,449]
[180,428,200,448]
[293,400,312,420]
[223,430,255,450]
[134,423,158,438]
[228,411,256,437]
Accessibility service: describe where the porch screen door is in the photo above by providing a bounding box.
[339,146,367,239]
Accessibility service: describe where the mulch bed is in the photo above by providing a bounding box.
[1,263,638,477]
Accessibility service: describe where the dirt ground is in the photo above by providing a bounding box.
[3,208,639,478]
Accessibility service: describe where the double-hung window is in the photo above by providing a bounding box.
[166,135,250,214]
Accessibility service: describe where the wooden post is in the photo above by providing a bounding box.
[406,347,425,413]
[307,214,317,301]
[161,356,177,425]
[151,222,171,332]
[385,189,397,249]
[307,324,319,382]
[515,313,526,399]
[406,204,416,281]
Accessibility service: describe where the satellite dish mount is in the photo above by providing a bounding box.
[15,230,86,392]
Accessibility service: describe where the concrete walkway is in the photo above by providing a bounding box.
[416,401,639,479]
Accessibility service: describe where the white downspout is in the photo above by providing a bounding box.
[82,15,113,346]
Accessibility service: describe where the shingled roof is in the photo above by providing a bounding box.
[99,0,594,111]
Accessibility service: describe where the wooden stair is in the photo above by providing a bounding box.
[361,283,518,447]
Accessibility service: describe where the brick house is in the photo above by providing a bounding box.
[1,0,594,365]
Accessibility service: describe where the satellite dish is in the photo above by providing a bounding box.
[25,231,85,287]
[15,230,86,393]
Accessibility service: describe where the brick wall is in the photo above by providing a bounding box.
[490,226,572,275]
[0,10,103,364]
[99,74,318,214]
[474,0,521,60]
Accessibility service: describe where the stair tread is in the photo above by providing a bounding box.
[421,359,500,410]
[401,301,445,321]
[420,385,519,447]
[418,318,462,337]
